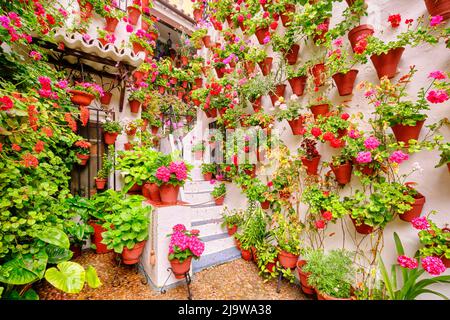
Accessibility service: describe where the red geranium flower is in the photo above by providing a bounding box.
[388,14,401,28]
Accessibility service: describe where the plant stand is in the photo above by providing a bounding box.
[111,255,148,288]
[160,267,193,300]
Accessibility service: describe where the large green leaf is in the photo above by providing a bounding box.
[85,265,101,289]
[44,261,85,293]
[35,227,70,249]
[45,244,73,264]
[5,288,39,300]
[0,251,48,285]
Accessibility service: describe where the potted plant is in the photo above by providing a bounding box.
[417,217,450,268]
[94,4,125,33]
[74,139,91,165]
[130,30,154,55]
[192,141,205,160]
[287,64,309,96]
[244,112,274,129]
[240,75,272,112]
[125,119,142,136]
[303,249,356,300]
[271,213,302,269]
[424,0,450,21]
[102,120,122,145]
[201,163,216,181]
[256,241,279,280]
[94,147,113,190]
[155,160,191,204]
[399,183,426,222]
[101,194,151,264]
[243,179,271,209]
[275,94,306,135]
[221,208,244,236]
[330,153,353,185]
[69,82,104,106]
[299,138,321,175]
[168,224,205,278]
[308,97,331,120]
[272,29,300,65]
[235,206,268,261]
[127,3,141,26]
[211,182,226,205]
[244,47,270,76]
[128,88,146,113]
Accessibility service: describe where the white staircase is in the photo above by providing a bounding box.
[182,180,241,273]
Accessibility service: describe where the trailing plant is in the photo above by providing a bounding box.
[95,146,114,180]
[102,120,122,134]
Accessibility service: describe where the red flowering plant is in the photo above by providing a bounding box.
[168,224,205,263]
[71,82,105,99]
[73,139,91,155]
[155,160,192,187]
[307,109,351,148]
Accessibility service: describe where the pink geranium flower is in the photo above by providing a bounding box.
[430,15,444,27]
[389,150,409,164]
[421,256,446,275]
[428,70,446,80]
[411,216,430,230]
[364,136,380,150]
[397,255,418,269]
[427,90,449,104]
[356,151,372,164]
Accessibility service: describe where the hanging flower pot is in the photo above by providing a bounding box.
[76,154,90,166]
[103,132,118,145]
[424,0,450,20]
[241,248,252,261]
[260,200,270,209]
[287,116,305,135]
[128,99,141,113]
[309,103,330,120]
[215,66,225,78]
[351,217,374,235]
[202,35,211,48]
[252,96,262,112]
[288,76,307,96]
[348,24,374,52]
[391,120,425,147]
[357,163,375,176]
[127,6,141,26]
[227,224,237,236]
[122,241,146,265]
[297,260,315,295]
[251,246,258,262]
[269,84,286,106]
[132,41,144,54]
[95,178,107,190]
[370,47,405,79]
[159,183,180,205]
[100,91,112,105]
[244,165,256,178]
[170,256,192,279]
[194,77,203,88]
[151,126,159,135]
[203,172,213,181]
[278,250,299,269]
[78,0,93,21]
[104,17,119,33]
[280,4,296,27]
[244,61,255,74]
[330,161,353,185]
[255,26,269,45]
[283,44,300,65]
[69,90,95,106]
[301,155,321,175]
[400,192,426,222]
[193,8,203,22]
[226,15,234,27]
[238,20,248,33]
[89,221,112,254]
[258,57,273,76]
[278,190,291,199]
[214,195,225,205]
[126,128,137,136]
[142,182,161,202]
[311,63,326,87]
[235,238,242,250]
[332,70,359,96]
[133,70,145,83]
[194,150,203,160]
[313,19,330,43]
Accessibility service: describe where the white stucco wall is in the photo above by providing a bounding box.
[194,0,450,299]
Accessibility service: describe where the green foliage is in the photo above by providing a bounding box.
[95,146,114,179]
[235,205,269,250]
[201,163,216,174]
[256,241,279,281]
[221,207,245,229]
[128,88,146,103]
[303,185,348,219]
[243,179,269,203]
[102,120,122,134]
[418,218,450,259]
[436,142,450,168]
[271,213,302,255]
[239,74,273,102]
[211,182,226,198]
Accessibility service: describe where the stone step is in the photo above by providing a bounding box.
[200,233,235,256]
[183,191,214,204]
[192,218,226,238]
[184,180,215,192]
[191,205,224,222]
[192,246,241,273]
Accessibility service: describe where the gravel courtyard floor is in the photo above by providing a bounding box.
[37,251,307,300]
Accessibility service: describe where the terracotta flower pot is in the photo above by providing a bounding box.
[89,221,112,254]
[330,161,353,185]
[235,239,242,250]
[180,56,189,66]
[78,0,93,21]
[132,41,144,54]
[124,142,133,150]
[351,217,374,235]
[424,0,450,20]
[301,155,321,176]
[203,172,213,181]
[202,35,211,48]
[309,104,330,120]
[103,132,118,145]
[227,224,237,236]
[70,244,82,259]
[391,120,425,147]
[280,4,296,27]
[129,99,141,113]
[400,192,426,222]
[127,6,141,25]
[288,76,307,96]
[258,57,273,76]
[95,178,107,190]
[255,26,269,45]
[193,8,203,22]
[244,165,256,178]
[370,47,405,79]
[438,254,450,268]
[104,17,119,33]
[159,184,179,205]
[269,84,286,106]
[76,154,89,166]
[127,183,142,195]
[244,61,255,74]
[260,200,270,209]
[252,96,263,112]
[278,250,299,269]
[297,260,315,295]
[311,63,326,87]
[142,182,161,202]
[69,90,95,106]
[251,246,258,262]
[194,77,203,88]
[214,195,225,205]
[122,241,147,265]
[266,261,276,273]
[332,70,359,96]
[215,66,225,78]
[241,248,252,261]
[357,163,375,176]
[100,91,112,105]
[316,289,353,300]
[194,150,203,160]
[151,126,159,135]
[348,24,374,52]
[126,128,137,136]
[283,44,300,65]
[287,117,305,135]
[170,256,192,279]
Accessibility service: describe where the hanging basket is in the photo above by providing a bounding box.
[104,17,119,33]
[288,76,307,96]
[283,44,300,65]
[332,70,359,96]
[104,132,118,145]
[391,120,425,147]
[127,6,141,26]
[69,90,95,106]
[370,47,405,79]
